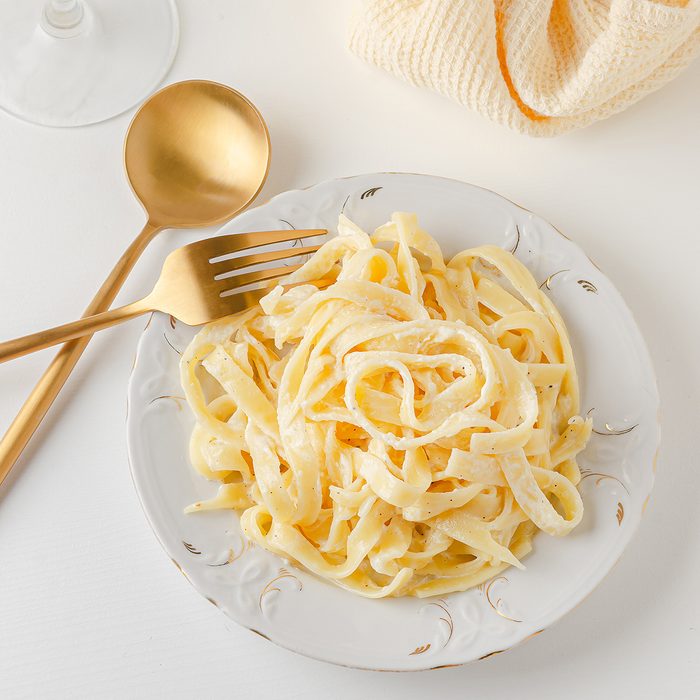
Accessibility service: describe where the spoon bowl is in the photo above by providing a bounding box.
[124,80,270,228]
[0,79,271,488]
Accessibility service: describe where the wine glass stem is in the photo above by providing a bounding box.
[42,0,86,36]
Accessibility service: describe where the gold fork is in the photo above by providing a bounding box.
[0,229,326,363]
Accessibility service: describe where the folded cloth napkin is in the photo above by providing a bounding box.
[349,0,700,136]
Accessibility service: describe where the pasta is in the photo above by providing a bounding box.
[180,213,591,598]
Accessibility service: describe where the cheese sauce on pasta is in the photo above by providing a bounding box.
[181,213,591,598]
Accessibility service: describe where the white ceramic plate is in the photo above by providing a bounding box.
[126,173,659,671]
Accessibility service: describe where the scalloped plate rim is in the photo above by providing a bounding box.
[126,172,660,671]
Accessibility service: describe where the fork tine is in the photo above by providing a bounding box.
[217,285,277,315]
[218,278,333,317]
[186,229,327,261]
[211,244,321,278]
[218,263,304,296]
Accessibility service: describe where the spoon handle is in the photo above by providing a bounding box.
[0,221,161,487]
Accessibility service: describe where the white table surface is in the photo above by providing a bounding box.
[1,1,699,698]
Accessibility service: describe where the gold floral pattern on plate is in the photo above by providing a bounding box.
[481,576,522,623]
[148,394,186,410]
[163,333,182,355]
[410,599,454,656]
[538,271,598,295]
[259,567,303,610]
[577,279,598,293]
[360,186,382,199]
[509,224,521,254]
[592,422,638,436]
[579,468,631,496]
[586,407,638,436]
[409,643,431,656]
[183,541,201,555]
[181,538,253,568]
[206,536,252,567]
[538,268,570,290]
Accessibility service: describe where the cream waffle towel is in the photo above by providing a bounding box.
[349,0,700,136]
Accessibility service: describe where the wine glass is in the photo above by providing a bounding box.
[0,0,179,127]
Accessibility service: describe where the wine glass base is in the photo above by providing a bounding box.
[0,0,179,127]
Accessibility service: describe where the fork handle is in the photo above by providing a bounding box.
[0,298,153,364]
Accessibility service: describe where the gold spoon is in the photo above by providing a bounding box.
[0,79,270,487]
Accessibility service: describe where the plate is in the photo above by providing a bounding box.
[126,173,659,670]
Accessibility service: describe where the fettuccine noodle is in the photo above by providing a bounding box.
[181,213,591,598]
